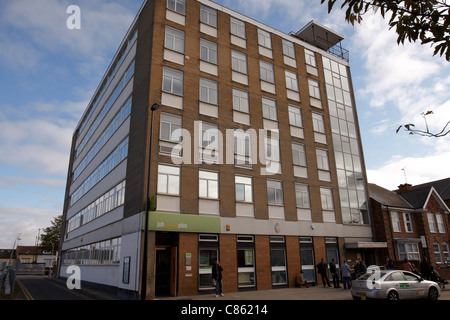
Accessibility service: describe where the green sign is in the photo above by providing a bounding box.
[146,211,221,233]
[400,283,410,289]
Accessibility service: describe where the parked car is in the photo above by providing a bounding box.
[351,269,440,300]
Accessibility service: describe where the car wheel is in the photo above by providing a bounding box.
[387,290,399,300]
[428,287,439,300]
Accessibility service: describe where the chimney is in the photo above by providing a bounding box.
[398,183,412,193]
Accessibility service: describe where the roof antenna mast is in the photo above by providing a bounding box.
[401,166,408,184]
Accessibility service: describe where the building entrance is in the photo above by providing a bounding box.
[155,232,178,297]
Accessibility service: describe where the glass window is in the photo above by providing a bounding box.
[264,134,280,162]
[428,212,437,233]
[316,149,330,171]
[308,79,321,99]
[403,212,413,232]
[320,188,334,210]
[200,5,217,27]
[285,70,299,91]
[436,213,445,233]
[295,183,310,208]
[160,113,182,142]
[260,60,274,83]
[199,170,219,199]
[200,39,218,64]
[232,50,247,74]
[258,29,272,49]
[199,78,218,105]
[167,0,185,14]
[442,242,450,262]
[397,243,420,261]
[267,180,283,205]
[385,272,406,282]
[157,164,180,195]
[237,248,255,288]
[235,176,253,202]
[234,131,252,165]
[232,88,249,113]
[199,248,218,289]
[312,113,325,133]
[434,242,442,263]
[288,105,302,127]
[304,49,316,67]
[292,143,306,166]
[262,97,277,120]
[163,67,183,95]
[230,17,246,38]
[391,211,401,232]
[271,249,287,285]
[282,39,295,58]
[199,121,219,150]
[165,26,185,53]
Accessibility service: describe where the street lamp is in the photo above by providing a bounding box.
[141,103,161,300]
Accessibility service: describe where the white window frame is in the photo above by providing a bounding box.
[282,39,295,58]
[199,78,218,105]
[316,149,330,171]
[258,29,272,49]
[442,242,450,262]
[199,170,219,199]
[200,5,217,27]
[262,97,277,121]
[232,88,249,113]
[167,0,185,15]
[292,143,307,167]
[288,105,302,127]
[163,67,183,96]
[320,188,334,211]
[160,112,182,143]
[398,243,420,261]
[304,49,316,67]
[200,39,218,64]
[428,212,437,233]
[403,212,413,232]
[436,212,445,233]
[230,17,246,38]
[267,180,283,206]
[232,50,248,74]
[165,26,185,53]
[235,176,253,203]
[434,242,442,263]
[260,60,274,83]
[157,164,180,195]
[312,113,325,133]
[285,70,299,91]
[295,183,310,208]
[308,79,321,99]
[391,211,402,232]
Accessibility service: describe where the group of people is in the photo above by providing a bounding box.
[311,257,366,290]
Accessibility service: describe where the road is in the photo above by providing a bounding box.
[16,275,90,300]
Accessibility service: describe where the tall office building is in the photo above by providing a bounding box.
[59,0,385,299]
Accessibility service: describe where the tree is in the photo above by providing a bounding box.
[39,215,62,253]
[396,111,450,137]
[321,0,450,61]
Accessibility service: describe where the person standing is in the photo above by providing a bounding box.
[212,260,224,297]
[420,257,432,280]
[317,258,331,287]
[329,258,341,288]
[340,260,352,289]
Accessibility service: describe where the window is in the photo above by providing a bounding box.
[308,79,321,99]
[200,39,218,64]
[270,237,286,285]
[295,183,310,208]
[391,211,401,232]
[199,121,219,148]
[235,176,253,202]
[398,243,420,261]
[285,70,299,91]
[234,131,252,165]
[167,0,185,14]
[312,113,325,133]
[262,97,277,120]
[232,50,247,74]
[267,180,283,205]
[198,234,218,289]
[304,49,316,67]
[199,78,218,105]
[316,149,330,171]
[157,164,180,195]
[282,39,295,58]
[442,242,450,262]
[436,213,445,233]
[232,88,249,113]
[160,113,182,142]
[288,105,302,127]
[403,212,413,232]
[434,242,442,263]
[230,17,246,38]
[320,188,334,210]
[264,134,280,162]
[292,143,306,166]
[237,236,255,288]
[300,237,315,282]
[165,26,185,53]
[200,5,217,27]
[428,212,437,233]
[199,170,219,199]
[258,29,272,49]
[163,67,183,95]
[260,60,274,83]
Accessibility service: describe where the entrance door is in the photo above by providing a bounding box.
[155,247,171,297]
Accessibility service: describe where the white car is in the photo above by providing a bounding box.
[351,269,440,300]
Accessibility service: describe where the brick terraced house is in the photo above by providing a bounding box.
[58,0,386,299]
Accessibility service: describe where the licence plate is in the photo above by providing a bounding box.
[357,292,367,300]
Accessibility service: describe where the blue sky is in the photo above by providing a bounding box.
[1,0,449,248]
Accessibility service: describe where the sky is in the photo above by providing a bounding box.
[0,0,449,249]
